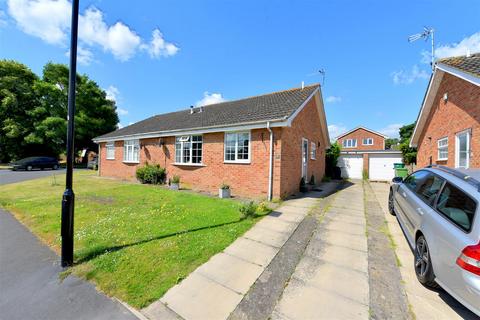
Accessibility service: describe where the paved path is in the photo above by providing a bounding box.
[142,185,339,320]
[370,182,478,320]
[0,168,66,185]
[272,182,370,319]
[0,208,138,320]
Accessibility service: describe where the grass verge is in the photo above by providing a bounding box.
[0,171,265,308]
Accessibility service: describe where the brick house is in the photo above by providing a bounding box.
[335,126,403,181]
[410,53,480,169]
[336,126,387,150]
[93,84,330,200]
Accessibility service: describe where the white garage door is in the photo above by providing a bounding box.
[338,155,363,179]
[369,154,403,181]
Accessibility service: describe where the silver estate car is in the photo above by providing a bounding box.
[389,165,480,316]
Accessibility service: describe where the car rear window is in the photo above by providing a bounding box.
[436,183,477,232]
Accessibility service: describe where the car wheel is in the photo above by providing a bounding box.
[26,165,33,171]
[388,189,396,215]
[414,235,439,288]
[53,164,58,170]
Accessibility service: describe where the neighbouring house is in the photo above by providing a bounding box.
[410,53,480,169]
[336,126,402,181]
[93,84,330,199]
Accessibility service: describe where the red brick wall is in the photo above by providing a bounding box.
[417,73,480,168]
[279,97,326,198]
[99,128,282,199]
[337,128,385,150]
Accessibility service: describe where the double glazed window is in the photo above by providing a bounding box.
[123,140,140,163]
[225,132,250,162]
[362,138,373,145]
[106,142,115,159]
[437,137,448,160]
[343,139,357,148]
[175,135,203,164]
[310,142,317,160]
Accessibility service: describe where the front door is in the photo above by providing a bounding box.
[302,138,308,180]
[455,129,470,168]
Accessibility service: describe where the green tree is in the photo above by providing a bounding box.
[385,138,399,150]
[325,142,341,177]
[399,122,417,164]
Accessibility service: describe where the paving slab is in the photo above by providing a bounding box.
[142,301,182,320]
[254,216,297,234]
[272,278,369,320]
[269,210,305,223]
[196,253,264,294]
[315,243,369,273]
[317,228,368,252]
[161,272,243,320]
[224,237,278,267]
[243,226,291,248]
[323,219,366,236]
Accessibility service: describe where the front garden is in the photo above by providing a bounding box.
[0,170,268,308]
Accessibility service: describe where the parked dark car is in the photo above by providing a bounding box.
[10,157,59,171]
[87,156,98,170]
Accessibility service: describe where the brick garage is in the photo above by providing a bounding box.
[95,85,330,199]
[411,54,480,169]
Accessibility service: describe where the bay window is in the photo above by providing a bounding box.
[225,131,250,163]
[175,135,203,164]
[123,139,140,163]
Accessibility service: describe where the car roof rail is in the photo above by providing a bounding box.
[427,164,480,192]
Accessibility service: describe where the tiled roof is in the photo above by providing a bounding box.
[437,53,480,78]
[95,84,319,140]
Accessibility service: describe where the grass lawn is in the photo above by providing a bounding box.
[0,171,264,308]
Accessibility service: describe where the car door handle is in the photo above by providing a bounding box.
[417,208,424,215]
[402,192,407,198]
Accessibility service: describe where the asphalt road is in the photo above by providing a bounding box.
[0,168,67,185]
[0,208,138,320]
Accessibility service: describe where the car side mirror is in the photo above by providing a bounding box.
[392,177,403,183]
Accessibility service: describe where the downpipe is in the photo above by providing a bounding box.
[267,122,274,201]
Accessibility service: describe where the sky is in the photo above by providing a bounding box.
[1,0,480,139]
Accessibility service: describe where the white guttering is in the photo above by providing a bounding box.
[436,63,480,87]
[266,121,274,201]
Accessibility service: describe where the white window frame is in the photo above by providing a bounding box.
[224,131,251,164]
[175,135,203,165]
[362,137,373,145]
[106,141,115,160]
[437,137,448,161]
[343,139,357,148]
[310,142,316,160]
[123,139,140,163]
[455,129,471,169]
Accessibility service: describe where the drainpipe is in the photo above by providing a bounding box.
[97,143,100,176]
[267,121,274,201]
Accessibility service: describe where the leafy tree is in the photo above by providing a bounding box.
[398,122,417,164]
[0,60,119,162]
[325,142,341,177]
[385,138,399,150]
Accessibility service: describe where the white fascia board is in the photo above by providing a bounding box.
[285,87,320,127]
[336,126,388,140]
[93,119,288,143]
[436,63,480,87]
[340,150,402,155]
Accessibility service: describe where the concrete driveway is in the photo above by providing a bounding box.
[0,208,138,320]
[0,168,67,185]
[370,182,478,320]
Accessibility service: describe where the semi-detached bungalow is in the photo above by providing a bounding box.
[93,84,330,200]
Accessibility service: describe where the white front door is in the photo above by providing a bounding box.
[302,138,308,180]
[455,129,471,169]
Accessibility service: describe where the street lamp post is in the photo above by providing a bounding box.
[61,0,80,268]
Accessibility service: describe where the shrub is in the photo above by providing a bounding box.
[239,201,258,219]
[257,201,272,214]
[171,175,180,184]
[299,177,307,193]
[220,182,230,190]
[136,163,166,184]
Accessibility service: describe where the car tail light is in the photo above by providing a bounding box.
[456,242,480,276]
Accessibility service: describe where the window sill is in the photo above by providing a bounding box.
[437,158,448,161]
[224,160,251,165]
[106,158,115,160]
[123,161,140,164]
[173,163,206,167]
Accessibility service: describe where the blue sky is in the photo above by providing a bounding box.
[1,0,480,139]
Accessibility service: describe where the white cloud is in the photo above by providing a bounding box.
[65,46,94,65]
[391,65,429,85]
[435,32,480,59]
[328,124,347,141]
[196,92,226,106]
[6,0,179,62]
[7,0,70,44]
[117,108,128,116]
[0,10,8,27]
[143,29,179,58]
[325,96,342,103]
[379,123,403,138]
[105,85,120,102]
